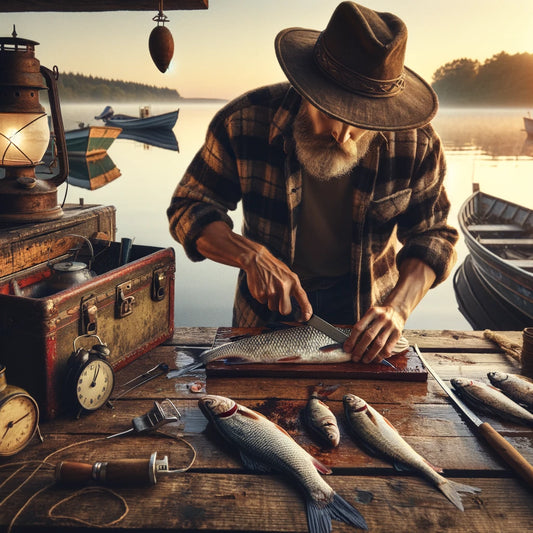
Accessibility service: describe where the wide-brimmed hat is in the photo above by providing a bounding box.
[275,1,438,131]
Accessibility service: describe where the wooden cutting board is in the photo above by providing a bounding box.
[205,327,427,381]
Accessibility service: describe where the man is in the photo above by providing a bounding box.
[167,2,458,364]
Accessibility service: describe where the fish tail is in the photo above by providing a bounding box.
[437,479,481,511]
[306,493,368,533]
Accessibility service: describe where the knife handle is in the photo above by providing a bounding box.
[478,422,533,489]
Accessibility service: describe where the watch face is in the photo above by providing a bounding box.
[0,394,39,456]
[76,359,115,411]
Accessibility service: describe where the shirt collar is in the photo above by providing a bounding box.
[269,85,302,145]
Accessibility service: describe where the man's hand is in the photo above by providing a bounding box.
[243,246,312,319]
[196,221,313,321]
[344,257,437,364]
[344,305,404,363]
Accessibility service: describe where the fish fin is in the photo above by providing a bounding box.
[228,334,252,341]
[239,451,272,473]
[277,355,303,362]
[166,360,204,379]
[223,356,258,365]
[306,493,368,532]
[437,479,481,511]
[392,459,413,473]
[319,343,344,352]
[423,458,444,474]
[310,456,332,475]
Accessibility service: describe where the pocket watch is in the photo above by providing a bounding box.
[0,365,41,456]
[64,335,115,418]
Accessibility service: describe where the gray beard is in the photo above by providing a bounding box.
[293,106,377,180]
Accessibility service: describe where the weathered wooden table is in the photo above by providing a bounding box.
[1,328,532,532]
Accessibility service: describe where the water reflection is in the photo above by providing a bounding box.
[433,108,531,158]
[118,128,179,152]
[67,152,121,190]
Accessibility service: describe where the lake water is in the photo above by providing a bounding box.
[51,102,533,330]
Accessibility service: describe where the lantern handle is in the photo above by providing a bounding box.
[40,65,69,187]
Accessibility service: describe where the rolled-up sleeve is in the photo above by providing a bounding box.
[395,131,459,286]
[167,113,241,262]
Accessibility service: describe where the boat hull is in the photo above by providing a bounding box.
[102,109,178,130]
[454,254,531,330]
[66,126,122,156]
[458,191,533,321]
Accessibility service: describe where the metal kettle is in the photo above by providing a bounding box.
[46,235,96,293]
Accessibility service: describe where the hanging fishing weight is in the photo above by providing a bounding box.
[149,0,174,73]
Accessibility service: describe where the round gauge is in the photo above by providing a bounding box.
[75,358,115,411]
[0,392,40,456]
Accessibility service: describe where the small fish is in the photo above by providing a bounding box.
[451,377,533,426]
[487,372,533,411]
[168,325,352,378]
[305,391,340,448]
[343,393,480,511]
[199,395,367,533]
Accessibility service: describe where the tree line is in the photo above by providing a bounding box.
[431,51,533,106]
[57,72,181,102]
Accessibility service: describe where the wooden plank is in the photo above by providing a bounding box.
[467,223,523,233]
[2,472,531,532]
[0,0,208,12]
[479,238,533,246]
[503,259,533,268]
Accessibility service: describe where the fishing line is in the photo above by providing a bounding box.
[0,432,197,532]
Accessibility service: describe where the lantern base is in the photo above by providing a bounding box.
[0,171,64,224]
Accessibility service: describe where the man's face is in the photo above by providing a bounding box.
[293,99,377,180]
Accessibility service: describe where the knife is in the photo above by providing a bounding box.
[414,345,533,489]
[307,314,396,369]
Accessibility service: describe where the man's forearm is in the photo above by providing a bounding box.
[195,220,263,269]
[383,257,437,321]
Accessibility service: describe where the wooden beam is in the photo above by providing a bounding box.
[0,0,208,12]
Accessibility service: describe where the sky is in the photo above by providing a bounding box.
[3,0,533,100]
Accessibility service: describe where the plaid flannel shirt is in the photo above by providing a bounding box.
[167,83,458,327]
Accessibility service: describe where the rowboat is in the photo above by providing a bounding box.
[458,190,533,322]
[67,152,121,190]
[64,125,122,157]
[524,115,533,136]
[94,105,179,130]
[453,254,531,330]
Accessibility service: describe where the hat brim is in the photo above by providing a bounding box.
[275,28,438,131]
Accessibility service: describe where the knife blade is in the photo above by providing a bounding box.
[307,314,396,368]
[414,345,533,489]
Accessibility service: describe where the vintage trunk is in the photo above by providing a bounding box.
[0,239,175,420]
[0,203,117,278]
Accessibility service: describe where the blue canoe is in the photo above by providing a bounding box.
[95,106,179,130]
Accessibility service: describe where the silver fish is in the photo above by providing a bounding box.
[487,372,533,411]
[305,391,341,448]
[168,325,351,378]
[343,393,480,511]
[199,394,367,533]
[451,377,533,426]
